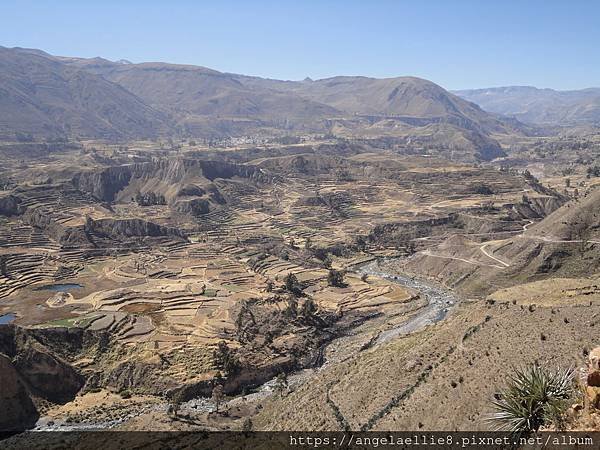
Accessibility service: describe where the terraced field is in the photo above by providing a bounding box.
[0,141,573,433]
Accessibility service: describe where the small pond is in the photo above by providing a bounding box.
[0,313,16,325]
[35,283,84,292]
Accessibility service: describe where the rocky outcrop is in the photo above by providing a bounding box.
[23,209,187,248]
[176,184,206,197]
[587,347,600,408]
[369,215,456,245]
[174,198,211,216]
[207,185,227,204]
[0,327,88,399]
[0,194,22,216]
[23,207,90,247]
[94,359,179,395]
[295,192,352,209]
[171,357,297,402]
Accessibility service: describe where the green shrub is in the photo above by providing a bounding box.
[327,269,346,287]
[119,389,132,399]
[489,364,574,435]
[283,272,303,296]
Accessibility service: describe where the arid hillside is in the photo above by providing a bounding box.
[398,185,600,297]
[254,294,599,431]
[0,47,171,140]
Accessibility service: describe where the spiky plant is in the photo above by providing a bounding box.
[489,364,575,435]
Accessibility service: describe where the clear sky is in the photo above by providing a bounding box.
[1,0,598,90]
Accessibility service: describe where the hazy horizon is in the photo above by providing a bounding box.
[1,0,599,91]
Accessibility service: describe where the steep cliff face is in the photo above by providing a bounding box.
[70,159,268,222]
[256,153,360,176]
[12,342,85,403]
[195,160,268,182]
[510,195,565,220]
[72,165,133,202]
[85,217,187,240]
[72,159,270,203]
[0,326,93,431]
[0,352,39,432]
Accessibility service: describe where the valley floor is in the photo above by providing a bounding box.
[2,138,600,434]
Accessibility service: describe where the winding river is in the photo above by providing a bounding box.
[356,258,458,345]
[251,257,461,398]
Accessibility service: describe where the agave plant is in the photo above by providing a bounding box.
[489,364,575,435]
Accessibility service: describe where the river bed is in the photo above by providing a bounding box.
[249,257,460,398]
[356,259,458,344]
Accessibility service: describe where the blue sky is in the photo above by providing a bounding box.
[1,0,598,90]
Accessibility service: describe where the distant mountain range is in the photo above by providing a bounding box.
[454,86,600,126]
[0,47,171,140]
[58,51,516,139]
[0,46,566,161]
